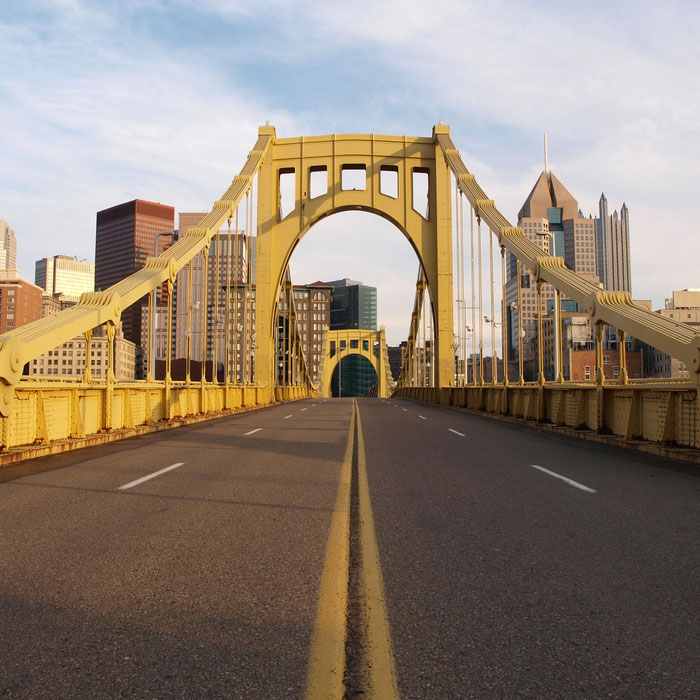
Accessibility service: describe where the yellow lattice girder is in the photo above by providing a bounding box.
[434,126,700,384]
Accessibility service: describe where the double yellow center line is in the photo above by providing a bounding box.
[306,399,400,700]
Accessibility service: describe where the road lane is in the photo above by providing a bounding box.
[0,399,352,699]
[2,395,699,699]
[359,397,700,699]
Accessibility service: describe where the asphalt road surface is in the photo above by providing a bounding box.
[0,397,698,699]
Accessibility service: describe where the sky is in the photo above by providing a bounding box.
[1,0,699,345]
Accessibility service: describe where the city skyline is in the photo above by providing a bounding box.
[2,2,699,346]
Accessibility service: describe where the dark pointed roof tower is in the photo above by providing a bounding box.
[517,171,579,222]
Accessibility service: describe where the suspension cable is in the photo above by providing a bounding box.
[477,215,484,386]
[225,216,232,385]
[489,229,496,384]
[470,205,476,386]
[213,225,220,384]
[233,202,240,384]
[517,260,524,385]
[501,246,508,386]
[186,261,192,384]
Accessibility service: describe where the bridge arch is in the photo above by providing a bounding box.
[255,126,454,390]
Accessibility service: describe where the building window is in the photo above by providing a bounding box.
[603,355,611,364]
[584,365,590,380]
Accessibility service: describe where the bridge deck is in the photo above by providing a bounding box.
[1,398,698,698]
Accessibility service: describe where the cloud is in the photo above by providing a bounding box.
[0,1,309,277]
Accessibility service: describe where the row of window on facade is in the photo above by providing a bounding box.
[583,365,621,379]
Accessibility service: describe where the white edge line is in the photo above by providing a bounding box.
[530,464,596,493]
[284,414,293,419]
[301,408,307,411]
[402,408,408,412]
[244,428,263,436]
[448,428,465,437]
[418,415,426,420]
[119,462,184,490]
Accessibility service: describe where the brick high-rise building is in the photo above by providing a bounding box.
[0,271,42,334]
[95,199,175,350]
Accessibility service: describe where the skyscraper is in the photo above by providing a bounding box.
[328,278,377,331]
[596,194,631,293]
[95,199,175,348]
[174,212,252,363]
[506,170,599,379]
[0,220,17,271]
[35,255,95,301]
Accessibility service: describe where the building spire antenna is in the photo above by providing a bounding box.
[544,132,549,175]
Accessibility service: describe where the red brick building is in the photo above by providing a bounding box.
[564,348,642,381]
[0,273,42,334]
[95,199,175,349]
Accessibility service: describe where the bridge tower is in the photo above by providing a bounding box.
[254,125,455,392]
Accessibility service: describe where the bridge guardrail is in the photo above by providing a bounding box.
[395,383,699,453]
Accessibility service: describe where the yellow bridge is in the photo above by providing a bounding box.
[0,124,698,459]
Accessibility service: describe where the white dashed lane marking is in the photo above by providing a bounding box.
[119,463,184,490]
[530,464,596,493]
